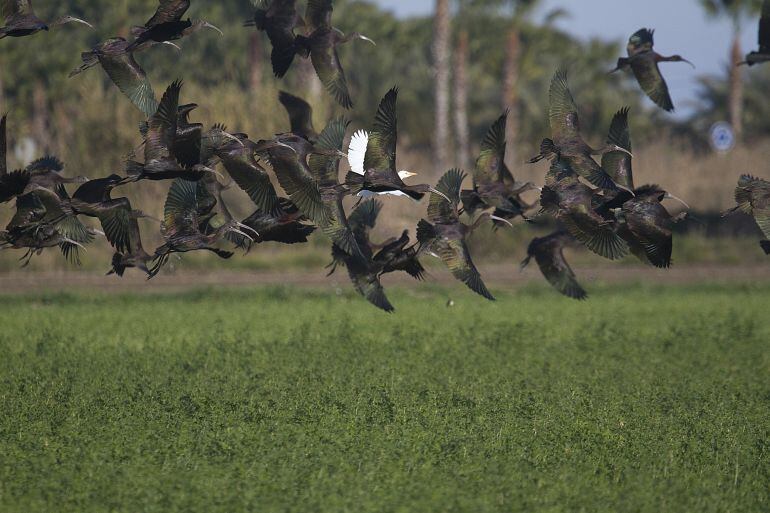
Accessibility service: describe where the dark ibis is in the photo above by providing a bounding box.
[245,0,305,78]
[126,0,221,52]
[521,231,587,300]
[611,29,693,112]
[741,0,770,66]
[530,70,632,192]
[239,197,316,247]
[279,91,318,142]
[725,175,770,254]
[1,0,92,39]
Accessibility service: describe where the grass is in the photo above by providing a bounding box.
[1,283,769,512]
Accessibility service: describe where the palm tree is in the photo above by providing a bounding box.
[700,0,764,141]
[433,0,452,173]
[453,1,471,169]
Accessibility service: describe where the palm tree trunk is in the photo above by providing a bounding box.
[502,26,521,165]
[453,29,470,169]
[728,33,743,141]
[33,81,51,152]
[248,31,263,92]
[432,0,451,173]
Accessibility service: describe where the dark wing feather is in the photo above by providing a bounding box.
[279,91,315,140]
[98,207,131,254]
[1,0,31,18]
[350,272,394,312]
[427,168,464,224]
[163,178,199,237]
[100,52,158,118]
[308,116,348,184]
[435,237,494,301]
[623,200,673,268]
[363,87,397,171]
[145,80,181,162]
[305,0,332,32]
[146,0,190,27]
[311,43,353,109]
[548,69,580,140]
[529,233,586,300]
[221,155,279,214]
[601,107,634,191]
[473,112,507,186]
[627,28,654,57]
[630,59,674,112]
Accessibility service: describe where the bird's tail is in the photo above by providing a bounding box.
[344,170,365,195]
[761,240,770,255]
[529,139,558,163]
[244,9,267,30]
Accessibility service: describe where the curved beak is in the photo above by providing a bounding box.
[489,214,514,228]
[682,59,695,69]
[665,193,689,209]
[236,222,260,238]
[162,41,182,52]
[203,22,224,36]
[359,35,376,46]
[72,17,94,28]
[231,228,254,243]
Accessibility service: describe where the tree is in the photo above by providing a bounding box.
[432,0,452,173]
[699,0,763,142]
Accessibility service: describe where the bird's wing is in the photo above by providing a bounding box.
[305,0,332,32]
[1,0,30,19]
[25,156,64,174]
[311,43,353,109]
[145,80,181,162]
[347,129,368,175]
[8,192,44,228]
[627,28,654,57]
[363,87,398,171]
[320,196,363,259]
[474,112,507,186]
[569,154,618,191]
[624,200,673,268]
[347,197,381,244]
[630,59,674,112]
[0,114,6,176]
[560,205,627,261]
[350,272,394,312]
[435,236,494,300]
[98,206,131,254]
[548,69,581,140]
[601,107,634,190]
[279,91,315,139]
[269,147,328,225]
[145,0,190,27]
[222,155,279,214]
[532,234,587,300]
[99,52,158,118]
[308,116,348,184]
[56,215,94,265]
[760,0,770,50]
[163,178,199,237]
[427,168,464,224]
[750,181,770,239]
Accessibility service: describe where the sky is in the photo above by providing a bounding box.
[373,0,761,117]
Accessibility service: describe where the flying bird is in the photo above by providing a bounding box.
[611,29,693,112]
[521,231,587,300]
[416,169,503,301]
[345,88,447,201]
[740,0,770,66]
[725,175,770,254]
[294,0,375,108]
[530,70,632,192]
[1,0,92,40]
[240,197,316,247]
[126,0,222,52]
[279,91,318,142]
[245,0,306,78]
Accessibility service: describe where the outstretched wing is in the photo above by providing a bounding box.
[311,44,353,109]
[623,200,673,268]
[221,154,279,214]
[347,197,381,245]
[630,59,674,112]
[163,178,199,237]
[145,0,190,27]
[308,116,348,185]
[99,51,158,118]
[601,107,634,191]
[548,69,581,140]
[363,87,398,171]
[627,28,654,57]
[305,0,332,32]
[98,206,131,254]
[145,80,181,162]
[350,272,394,312]
[427,168,464,224]
[530,232,586,300]
[434,236,494,301]
[56,215,94,266]
[474,112,507,186]
[268,145,328,225]
[279,91,315,140]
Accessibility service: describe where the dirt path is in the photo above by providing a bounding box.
[1,264,769,295]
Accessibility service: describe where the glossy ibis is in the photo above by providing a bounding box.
[240,197,316,247]
[1,0,92,39]
[741,0,770,66]
[521,231,587,300]
[611,29,693,112]
[416,169,502,300]
[725,175,770,254]
[530,70,632,192]
[461,112,539,223]
[539,163,628,260]
[126,0,221,52]
[614,184,689,268]
[601,107,634,192]
[245,0,305,78]
[148,178,253,278]
[215,136,281,215]
[345,88,447,201]
[294,0,375,108]
[107,213,152,277]
[279,91,318,142]
[69,37,169,118]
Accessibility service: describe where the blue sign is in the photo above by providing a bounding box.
[709,122,735,153]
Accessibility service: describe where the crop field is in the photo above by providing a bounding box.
[1,282,769,512]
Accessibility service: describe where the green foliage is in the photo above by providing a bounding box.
[1,284,769,512]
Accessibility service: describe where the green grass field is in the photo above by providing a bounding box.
[1,283,769,512]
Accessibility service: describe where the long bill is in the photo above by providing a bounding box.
[428,187,451,202]
[664,193,689,209]
[203,22,224,36]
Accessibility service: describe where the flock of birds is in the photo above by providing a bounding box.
[1,0,769,312]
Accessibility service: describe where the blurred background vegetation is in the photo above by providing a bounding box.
[1,0,768,272]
